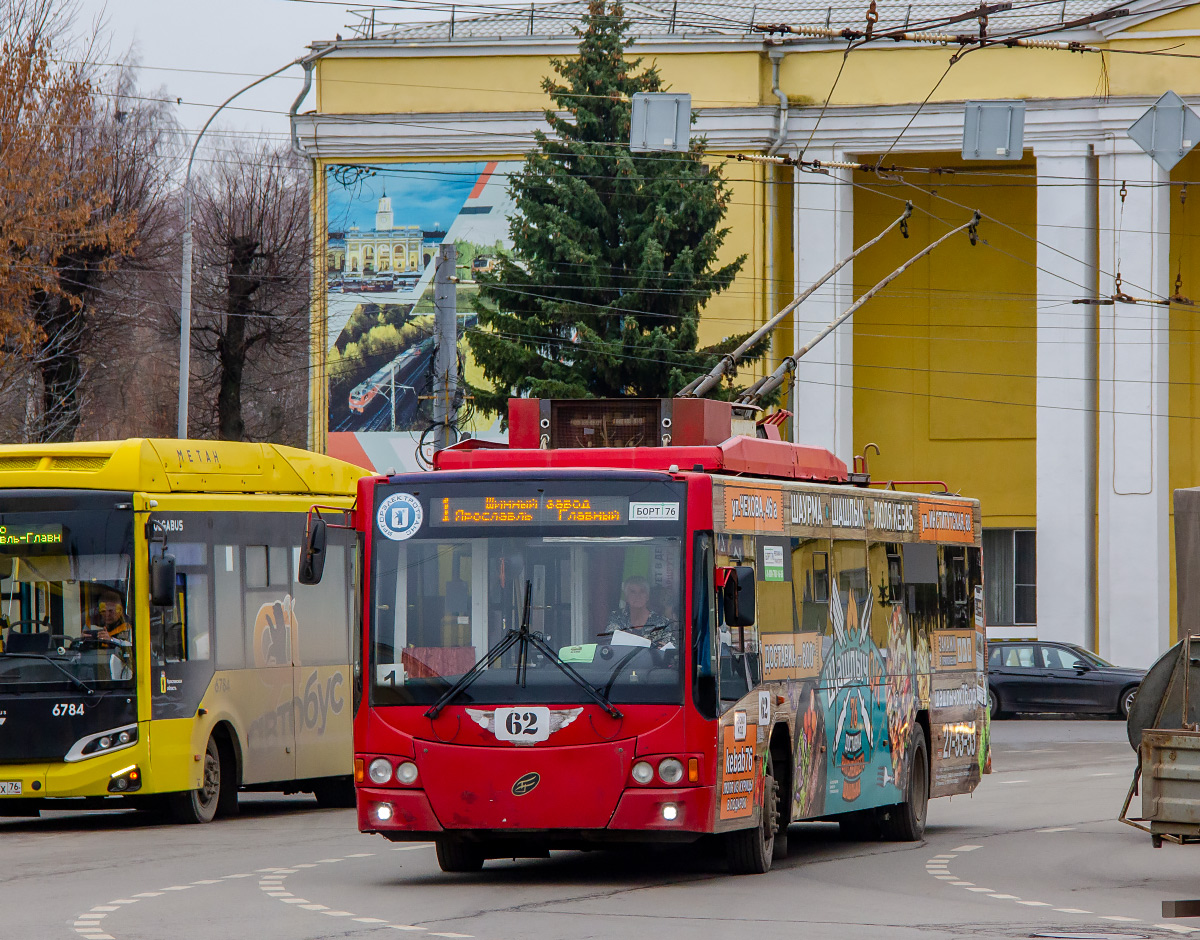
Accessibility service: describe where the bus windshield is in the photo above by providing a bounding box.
[0,500,136,692]
[370,478,686,707]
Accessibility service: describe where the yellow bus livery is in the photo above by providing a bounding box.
[0,439,366,823]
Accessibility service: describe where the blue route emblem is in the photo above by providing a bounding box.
[376,493,423,541]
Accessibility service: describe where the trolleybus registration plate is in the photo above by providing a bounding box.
[0,781,22,795]
[494,707,552,743]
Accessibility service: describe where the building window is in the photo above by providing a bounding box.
[982,528,1036,626]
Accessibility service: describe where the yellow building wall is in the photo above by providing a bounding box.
[851,155,1037,527]
[1167,149,1200,643]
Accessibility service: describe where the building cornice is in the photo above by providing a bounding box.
[294,95,1200,160]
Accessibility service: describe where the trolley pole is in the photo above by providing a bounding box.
[432,243,458,451]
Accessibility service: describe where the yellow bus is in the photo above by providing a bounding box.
[0,439,366,823]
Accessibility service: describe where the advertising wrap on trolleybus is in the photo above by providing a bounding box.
[323,398,988,874]
[0,440,365,823]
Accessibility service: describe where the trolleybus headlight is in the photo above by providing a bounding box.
[368,758,393,785]
[657,758,684,785]
[632,761,654,785]
[98,736,112,750]
[375,802,394,822]
[117,731,132,745]
[395,761,419,785]
[661,803,679,821]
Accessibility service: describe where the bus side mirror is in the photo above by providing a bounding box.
[722,565,756,627]
[298,516,327,586]
[150,553,176,607]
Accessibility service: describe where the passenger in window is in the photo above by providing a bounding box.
[606,577,677,649]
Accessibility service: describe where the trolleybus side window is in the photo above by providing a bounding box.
[692,532,718,719]
[150,542,211,664]
[832,538,870,635]
[791,539,830,633]
[214,543,246,669]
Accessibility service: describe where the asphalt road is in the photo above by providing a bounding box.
[5,719,1196,940]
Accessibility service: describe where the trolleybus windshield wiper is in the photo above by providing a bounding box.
[425,580,622,720]
[0,652,94,695]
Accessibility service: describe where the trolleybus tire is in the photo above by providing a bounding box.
[313,776,356,808]
[169,736,222,824]
[878,732,929,842]
[725,753,778,875]
[435,837,485,873]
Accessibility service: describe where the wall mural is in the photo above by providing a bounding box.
[323,161,519,471]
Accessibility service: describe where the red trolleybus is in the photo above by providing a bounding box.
[303,398,988,874]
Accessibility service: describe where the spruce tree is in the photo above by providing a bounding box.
[468,0,764,415]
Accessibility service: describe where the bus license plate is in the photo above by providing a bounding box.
[0,781,21,795]
[494,707,551,743]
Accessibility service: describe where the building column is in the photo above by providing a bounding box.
[1097,140,1172,668]
[791,150,855,462]
[1035,147,1097,650]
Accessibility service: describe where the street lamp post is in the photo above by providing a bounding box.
[176,58,302,439]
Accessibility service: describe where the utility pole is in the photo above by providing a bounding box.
[432,243,458,451]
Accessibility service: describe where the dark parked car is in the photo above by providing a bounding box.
[987,641,1145,719]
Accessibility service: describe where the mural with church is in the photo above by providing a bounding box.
[323,161,518,470]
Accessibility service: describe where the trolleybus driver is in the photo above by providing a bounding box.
[606,576,677,649]
[91,588,133,678]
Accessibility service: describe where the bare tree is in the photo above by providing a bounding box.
[187,140,311,444]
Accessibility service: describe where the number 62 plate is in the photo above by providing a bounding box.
[494,706,551,743]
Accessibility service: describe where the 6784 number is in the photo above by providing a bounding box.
[52,703,84,717]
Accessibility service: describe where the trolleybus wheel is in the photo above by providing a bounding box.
[435,837,485,873]
[169,736,222,824]
[725,752,778,875]
[878,732,929,842]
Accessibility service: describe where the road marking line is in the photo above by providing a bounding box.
[159,886,192,891]
[300,905,329,911]
[950,882,974,886]
[966,887,996,892]
[75,922,104,927]
[989,894,1020,900]
[256,868,286,872]
[1053,908,1092,914]
[222,874,253,879]
[266,892,292,897]
[392,844,434,852]
[1018,901,1052,907]
[999,780,1029,784]
[930,854,958,860]
[430,934,473,938]
[90,907,120,912]
[75,935,112,939]
[1155,924,1199,934]
[107,899,138,904]
[292,863,318,868]
[1090,772,1117,777]
[77,914,105,920]
[1036,827,1075,833]
[191,879,222,885]
[388,927,427,932]
[315,858,343,863]
[355,918,389,924]
[1099,916,1140,922]
[273,869,299,873]
[322,911,355,917]
[933,875,958,880]
[952,845,982,852]
[132,892,163,897]
[281,898,310,904]
[345,853,375,858]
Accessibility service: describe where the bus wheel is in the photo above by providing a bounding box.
[725,755,777,875]
[169,736,222,824]
[879,733,929,842]
[435,837,485,873]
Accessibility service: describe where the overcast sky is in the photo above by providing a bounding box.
[76,1,414,140]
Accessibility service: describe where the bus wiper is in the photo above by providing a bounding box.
[0,652,94,695]
[425,580,622,720]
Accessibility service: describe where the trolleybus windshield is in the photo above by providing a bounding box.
[0,496,135,692]
[370,478,686,707]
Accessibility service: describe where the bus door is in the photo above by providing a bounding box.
[291,536,353,780]
[243,542,296,783]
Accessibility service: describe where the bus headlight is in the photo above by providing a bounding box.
[395,762,419,785]
[368,758,393,785]
[375,802,394,822]
[632,761,654,785]
[658,758,684,785]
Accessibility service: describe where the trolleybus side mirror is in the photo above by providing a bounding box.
[298,515,327,586]
[722,565,756,627]
[150,553,176,608]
